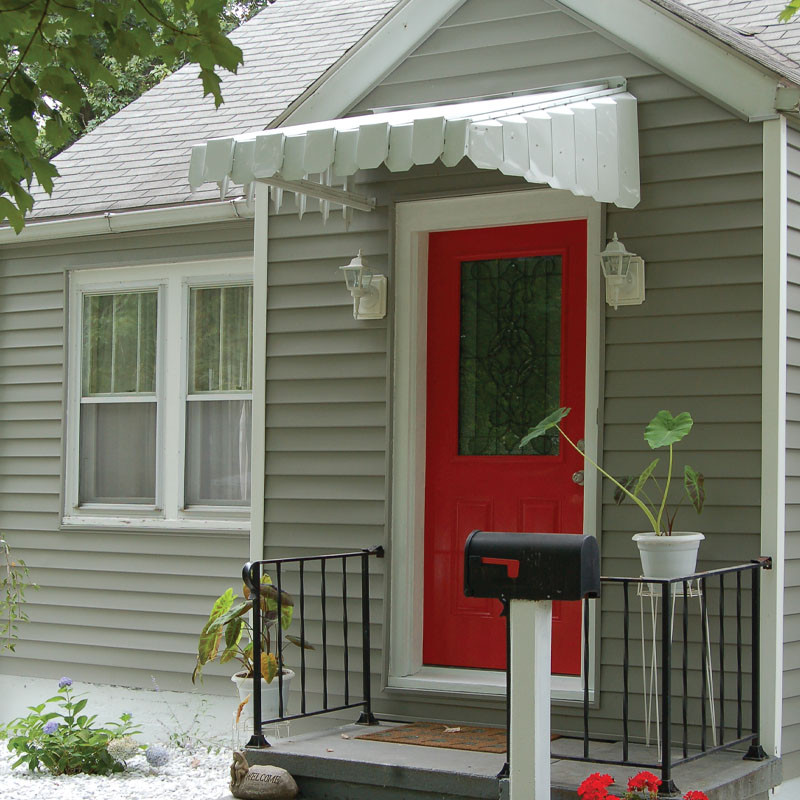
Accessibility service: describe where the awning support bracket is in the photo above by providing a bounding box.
[256,176,376,213]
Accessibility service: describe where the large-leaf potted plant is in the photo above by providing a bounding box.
[192,576,311,720]
[521,408,706,579]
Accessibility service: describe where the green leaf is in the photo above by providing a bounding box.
[634,459,659,497]
[684,465,705,514]
[613,476,636,505]
[209,600,250,630]
[196,588,234,668]
[643,410,693,449]
[7,94,36,122]
[220,617,243,664]
[519,407,571,448]
[780,1,800,23]
[280,602,293,631]
[260,652,278,684]
[0,197,25,233]
[286,634,315,651]
[30,157,59,196]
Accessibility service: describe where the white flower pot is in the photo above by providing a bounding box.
[632,532,704,580]
[232,669,294,722]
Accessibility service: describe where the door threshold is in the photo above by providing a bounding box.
[387,665,589,702]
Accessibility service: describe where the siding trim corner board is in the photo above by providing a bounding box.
[761,116,787,761]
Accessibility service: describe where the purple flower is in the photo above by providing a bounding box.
[58,677,72,689]
[42,720,59,735]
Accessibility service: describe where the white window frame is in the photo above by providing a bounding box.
[64,258,253,531]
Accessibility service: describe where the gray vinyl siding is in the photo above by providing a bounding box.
[0,220,255,695]
[0,0,767,743]
[784,125,800,779]
[346,0,765,730]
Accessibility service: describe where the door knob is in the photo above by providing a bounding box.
[572,470,584,485]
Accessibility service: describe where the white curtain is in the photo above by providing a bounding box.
[79,402,157,504]
[185,399,252,506]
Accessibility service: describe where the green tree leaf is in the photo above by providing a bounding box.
[0,0,266,229]
[643,410,693,449]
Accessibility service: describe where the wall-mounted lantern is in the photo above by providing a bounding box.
[339,250,387,320]
[600,233,645,311]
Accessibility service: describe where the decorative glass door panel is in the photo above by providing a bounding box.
[459,256,562,457]
[423,221,587,676]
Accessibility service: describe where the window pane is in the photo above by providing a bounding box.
[79,402,157,504]
[189,285,253,393]
[82,291,157,395]
[458,256,562,456]
[185,400,252,506]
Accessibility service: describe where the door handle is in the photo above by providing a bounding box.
[572,470,584,485]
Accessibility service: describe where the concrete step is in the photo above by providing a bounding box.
[241,722,782,800]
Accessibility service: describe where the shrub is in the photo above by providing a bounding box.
[4,679,140,775]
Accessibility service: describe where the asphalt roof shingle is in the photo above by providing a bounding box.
[29,0,397,219]
[23,0,800,221]
[671,0,800,77]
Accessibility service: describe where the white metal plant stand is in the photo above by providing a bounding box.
[638,580,716,755]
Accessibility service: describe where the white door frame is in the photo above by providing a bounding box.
[388,188,603,701]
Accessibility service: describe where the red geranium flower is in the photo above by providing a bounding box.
[578,773,616,800]
[627,771,662,796]
[683,792,709,800]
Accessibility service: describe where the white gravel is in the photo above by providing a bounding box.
[0,743,233,800]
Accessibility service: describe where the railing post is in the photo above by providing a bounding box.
[659,580,679,797]
[745,562,768,760]
[244,561,269,748]
[357,549,378,725]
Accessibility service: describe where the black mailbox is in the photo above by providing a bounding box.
[464,531,600,602]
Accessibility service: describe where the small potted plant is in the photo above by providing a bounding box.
[192,575,311,719]
[521,408,705,579]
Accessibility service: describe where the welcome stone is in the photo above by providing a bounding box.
[229,753,298,800]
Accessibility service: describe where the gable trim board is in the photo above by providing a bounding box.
[189,85,642,210]
[277,0,469,127]
[551,0,787,122]
[389,188,602,701]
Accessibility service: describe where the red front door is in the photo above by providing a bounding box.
[423,220,587,675]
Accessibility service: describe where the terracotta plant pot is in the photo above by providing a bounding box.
[632,532,704,580]
[232,669,294,722]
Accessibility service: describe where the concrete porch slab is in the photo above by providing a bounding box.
[238,722,781,800]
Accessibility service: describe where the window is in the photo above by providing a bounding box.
[65,260,253,528]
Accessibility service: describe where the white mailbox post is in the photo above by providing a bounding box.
[463,531,600,800]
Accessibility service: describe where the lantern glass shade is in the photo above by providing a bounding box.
[340,250,373,296]
[600,233,633,281]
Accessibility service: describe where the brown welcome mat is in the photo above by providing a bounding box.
[356,721,560,753]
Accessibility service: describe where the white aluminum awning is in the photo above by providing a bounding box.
[189,83,640,211]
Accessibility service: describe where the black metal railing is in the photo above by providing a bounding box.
[241,546,384,747]
[548,558,771,797]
